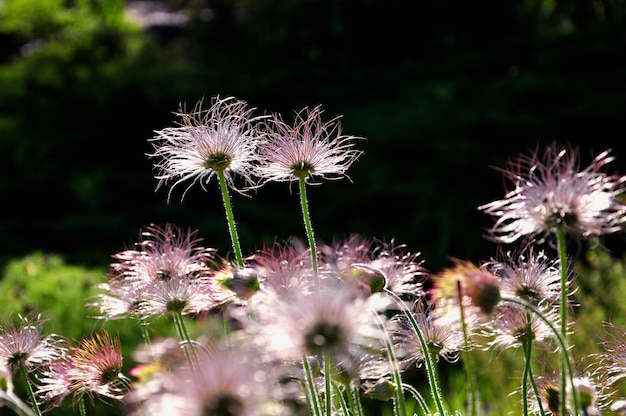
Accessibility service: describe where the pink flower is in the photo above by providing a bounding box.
[479,144,626,244]
[37,331,127,408]
[149,96,264,201]
[256,105,363,185]
[0,313,66,375]
[91,223,220,319]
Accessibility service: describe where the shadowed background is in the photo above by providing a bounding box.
[2,0,626,273]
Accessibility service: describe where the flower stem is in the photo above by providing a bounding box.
[324,353,332,415]
[375,310,407,416]
[385,289,446,416]
[303,357,323,416]
[18,364,41,416]
[172,311,198,370]
[298,178,319,286]
[218,171,244,267]
[79,395,87,416]
[556,228,569,416]
[138,318,152,357]
[521,311,532,416]
[457,281,478,416]
[503,297,581,414]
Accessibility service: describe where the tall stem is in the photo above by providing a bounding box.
[217,171,244,267]
[385,289,446,416]
[303,357,323,416]
[18,364,41,416]
[374,310,407,416]
[172,311,198,370]
[556,228,569,415]
[79,395,87,416]
[503,297,580,414]
[457,281,478,416]
[298,178,319,286]
[324,353,333,415]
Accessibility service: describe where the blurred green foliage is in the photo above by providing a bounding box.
[1,1,626,411]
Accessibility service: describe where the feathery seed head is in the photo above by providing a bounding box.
[256,105,363,185]
[479,144,626,244]
[149,96,264,201]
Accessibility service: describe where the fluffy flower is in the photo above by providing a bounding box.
[390,301,465,367]
[0,313,66,375]
[149,96,264,201]
[430,260,501,333]
[243,278,385,365]
[320,234,426,300]
[489,246,565,306]
[90,223,220,320]
[126,345,289,416]
[255,105,363,185]
[485,302,560,352]
[37,331,127,408]
[479,144,626,244]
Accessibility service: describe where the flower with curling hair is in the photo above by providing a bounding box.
[256,105,363,185]
[149,96,264,201]
[479,144,626,244]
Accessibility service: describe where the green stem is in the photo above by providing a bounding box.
[503,297,581,415]
[172,311,198,370]
[324,353,332,415]
[376,311,407,416]
[138,318,152,357]
[457,281,478,416]
[350,386,365,416]
[298,178,319,285]
[218,171,244,267]
[385,290,446,416]
[18,364,41,416]
[303,357,323,416]
[556,228,569,416]
[521,311,532,416]
[79,395,87,416]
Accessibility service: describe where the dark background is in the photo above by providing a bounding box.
[2,0,626,273]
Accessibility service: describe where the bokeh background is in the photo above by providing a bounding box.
[2,1,626,415]
[2,0,626,273]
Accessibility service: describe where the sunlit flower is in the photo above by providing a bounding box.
[391,301,465,367]
[0,313,66,375]
[526,371,605,416]
[243,278,385,365]
[489,246,565,306]
[91,223,220,320]
[149,96,264,201]
[479,144,626,244]
[256,105,363,185]
[320,234,426,300]
[126,345,289,416]
[430,260,501,333]
[248,239,318,295]
[37,331,127,408]
[485,302,559,352]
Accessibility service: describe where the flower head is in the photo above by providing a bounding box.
[0,313,66,375]
[243,278,385,364]
[320,234,426,300]
[90,223,220,320]
[485,302,560,352]
[489,246,565,306]
[126,345,289,416]
[390,301,465,366]
[37,331,126,408]
[479,144,626,244]
[256,105,363,185]
[149,96,264,201]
